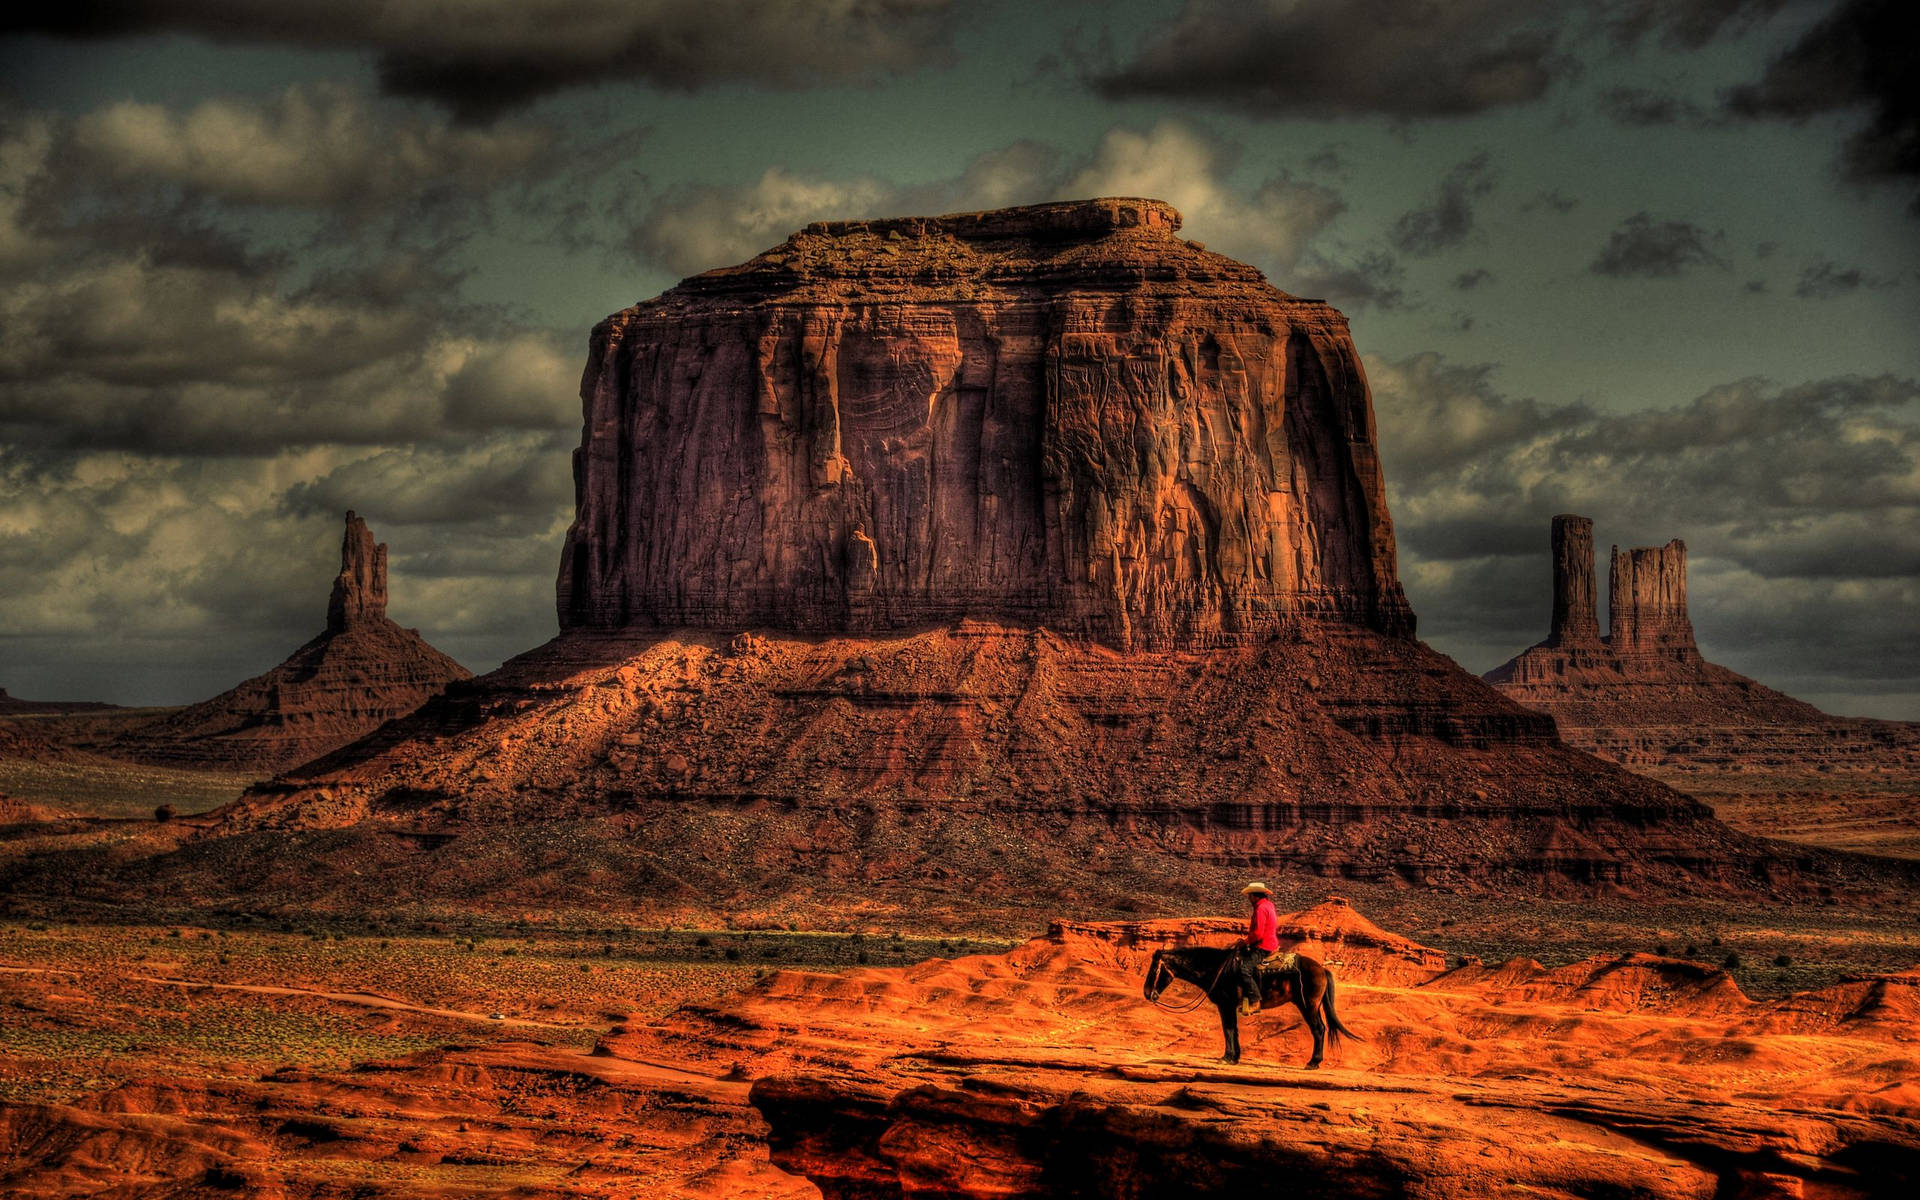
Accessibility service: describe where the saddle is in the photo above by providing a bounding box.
[1257,950,1300,976]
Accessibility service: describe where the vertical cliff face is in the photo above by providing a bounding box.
[1608,540,1694,656]
[326,510,389,634]
[1548,514,1601,647]
[557,198,1412,649]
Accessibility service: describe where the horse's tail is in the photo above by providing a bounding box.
[1323,972,1365,1044]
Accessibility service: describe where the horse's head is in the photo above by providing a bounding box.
[1143,950,1172,1002]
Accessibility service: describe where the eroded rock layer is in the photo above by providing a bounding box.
[1488,516,1920,857]
[557,198,1412,649]
[615,903,1917,1200]
[161,618,1830,919]
[109,513,471,775]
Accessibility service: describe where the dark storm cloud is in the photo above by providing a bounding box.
[1600,0,1791,48]
[1724,0,1920,210]
[281,433,576,527]
[1087,1,1803,121]
[1453,268,1493,290]
[1589,212,1728,277]
[1792,258,1896,299]
[3,0,964,122]
[1370,353,1920,693]
[0,84,587,696]
[1389,152,1495,256]
[1598,86,1709,127]
[1092,0,1565,119]
[1523,189,1580,215]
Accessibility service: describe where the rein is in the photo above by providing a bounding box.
[1148,951,1237,1014]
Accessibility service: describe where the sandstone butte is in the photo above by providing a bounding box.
[159,196,1889,920]
[100,512,472,775]
[5,900,1914,1199]
[1487,515,1920,859]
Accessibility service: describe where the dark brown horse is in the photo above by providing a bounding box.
[1142,946,1362,1068]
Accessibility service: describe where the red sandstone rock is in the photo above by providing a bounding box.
[1547,514,1601,646]
[156,210,1844,908]
[325,510,388,634]
[108,513,471,775]
[1608,538,1694,657]
[0,689,118,716]
[599,904,1917,1200]
[1488,515,1920,857]
[557,198,1412,650]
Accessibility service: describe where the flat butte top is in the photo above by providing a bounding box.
[640,197,1323,311]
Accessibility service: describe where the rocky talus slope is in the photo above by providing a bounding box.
[107,512,470,775]
[157,201,1869,909]
[1488,515,1920,858]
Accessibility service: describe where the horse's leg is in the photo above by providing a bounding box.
[1217,1001,1240,1064]
[1298,985,1327,1069]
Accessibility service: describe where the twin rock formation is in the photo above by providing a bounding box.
[1493,515,1702,676]
[1487,516,1920,852]
[207,198,1812,906]
[116,513,469,774]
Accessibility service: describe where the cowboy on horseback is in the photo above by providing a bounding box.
[1237,881,1279,1016]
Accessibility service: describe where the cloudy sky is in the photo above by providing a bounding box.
[1,0,1915,717]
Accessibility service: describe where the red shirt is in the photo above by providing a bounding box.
[1246,897,1279,952]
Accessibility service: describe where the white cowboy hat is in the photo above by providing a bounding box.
[1240,882,1271,896]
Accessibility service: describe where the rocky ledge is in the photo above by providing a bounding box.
[605,900,1919,1200]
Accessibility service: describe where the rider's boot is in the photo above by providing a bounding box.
[1236,981,1259,1017]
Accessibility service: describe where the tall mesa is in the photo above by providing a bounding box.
[556,198,1412,649]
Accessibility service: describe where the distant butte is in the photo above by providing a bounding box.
[177,199,1835,911]
[1487,514,1920,857]
[107,512,471,775]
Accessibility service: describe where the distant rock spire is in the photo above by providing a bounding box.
[1607,540,1694,656]
[1546,514,1601,646]
[326,511,389,633]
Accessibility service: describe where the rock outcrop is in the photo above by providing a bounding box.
[558,198,1412,650]
[1608,538,1694,658]
[1488,515,1920,857]
[0,689,117,716]
[618,903,1915,1200]
[137,202,1863,911]
[1546,514,1601,646]
[325,512,388,633]
[107,513,471,775]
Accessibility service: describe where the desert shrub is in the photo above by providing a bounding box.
[154,804,175,822]
[1723,951,1743,969]
[724,947,740,961]
[1773,953,1791,968]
